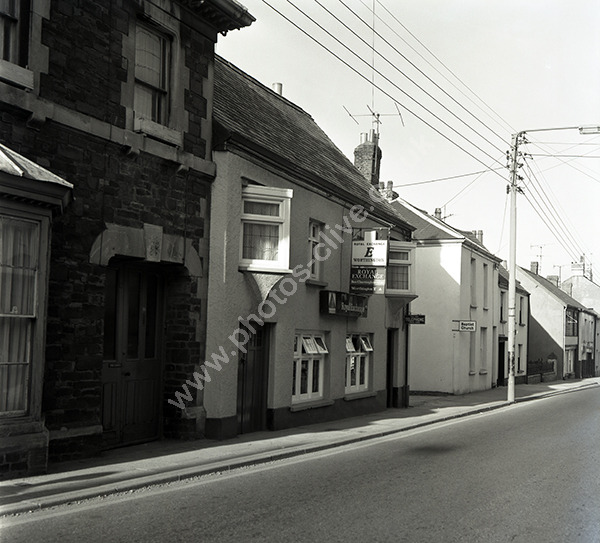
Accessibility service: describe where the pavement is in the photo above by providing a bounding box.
[1,377,598,517]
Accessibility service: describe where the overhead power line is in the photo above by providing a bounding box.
[332,0,508,154]
[260,0,507,178]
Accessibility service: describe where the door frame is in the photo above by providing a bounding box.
[101,262,166,448]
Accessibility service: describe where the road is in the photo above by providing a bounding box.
[2,387,600,543]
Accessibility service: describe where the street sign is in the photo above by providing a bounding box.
[457,320,477,332]
[405,314,426,325]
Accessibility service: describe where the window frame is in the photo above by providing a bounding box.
[134,21,171,127]
[0,204,49,418]
[239,185,292,273]
[385,241,415,295]
[0,0,34,90]
[308,220,323,281]
[292,333,327,404]
[345,334,372,395]
[123,2,184,147]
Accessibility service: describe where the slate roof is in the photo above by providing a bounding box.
[519,266,589,310]
[498,264,529,295]
[212,55,415,233]
[0,143,72,211]
[0,143,72,188]
[390,197,501,262]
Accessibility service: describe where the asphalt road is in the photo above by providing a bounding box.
[2,387,600,543]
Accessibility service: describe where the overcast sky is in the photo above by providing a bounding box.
[217,1,600,280]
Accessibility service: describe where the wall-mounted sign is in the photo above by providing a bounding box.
[320,290,369,318]
[453,320,477,332]
[351,240,388,266]
[350,266,386,295]
[405,314,426,325]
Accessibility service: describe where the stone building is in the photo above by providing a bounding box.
[0,0,253,478]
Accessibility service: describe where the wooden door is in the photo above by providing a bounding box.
[102,266,164,447]
[237,325,269,434]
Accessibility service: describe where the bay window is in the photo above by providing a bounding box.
[240,185,292,272]
[0,214,41,414]
[386,241,414,294]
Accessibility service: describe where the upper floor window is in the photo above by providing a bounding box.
[123,2,183,146]
[0,0,33,89]
[239,185,292,272]
[565,309,578,337]
[386,241,415,294]
[0,214,40,415]
[519,296,524,325]
[483,263,489,308]
[308,220,323,280]
[134,23,171,126]
[500,291,506,322]
[470,258,477,307]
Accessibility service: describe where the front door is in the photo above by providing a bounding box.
[497,339,506,387]
[102,266,164,447]
[237,324,269,434]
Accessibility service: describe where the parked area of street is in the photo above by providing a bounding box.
[2,380,599,542]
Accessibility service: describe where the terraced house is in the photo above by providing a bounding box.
[203,58,418,438]
[0,0,253,478]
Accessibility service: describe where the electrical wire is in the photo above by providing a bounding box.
[263,0,507,176]
[520,166,584,263]
[394,167,505,188]
[375,0,516,136]
[332,0,508,156]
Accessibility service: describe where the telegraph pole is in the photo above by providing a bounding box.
[506,131,524,403]
[506,125,599,403]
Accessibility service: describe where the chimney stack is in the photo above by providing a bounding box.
[477,230,483,244]
[546,275,560,288]
[434,208,442,219]
[272,82,283,95]
[354,130,382,187]
[530,261,539,275]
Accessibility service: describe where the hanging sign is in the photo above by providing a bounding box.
[350,266,386,294]
[351,240,388,266]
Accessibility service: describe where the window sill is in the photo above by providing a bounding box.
[479,369,488,375]
[290,398,334,412]
[469,370,477,376]
[0,60,34,90]
[344,390,376,401]
[470,304,478,309]
[519,322,526,327]
[133,116,183,147]
[305,278,328,288]
[239,264,293,274]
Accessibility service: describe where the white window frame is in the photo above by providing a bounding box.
[385,241,415,294]
[308,220,323,280]
[239,185,292,272]
[292,333,327,404]
[345,334,371,394]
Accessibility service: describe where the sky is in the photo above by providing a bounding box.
[216,0,600,281]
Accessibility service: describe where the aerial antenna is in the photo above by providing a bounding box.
[342,0,404,136]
